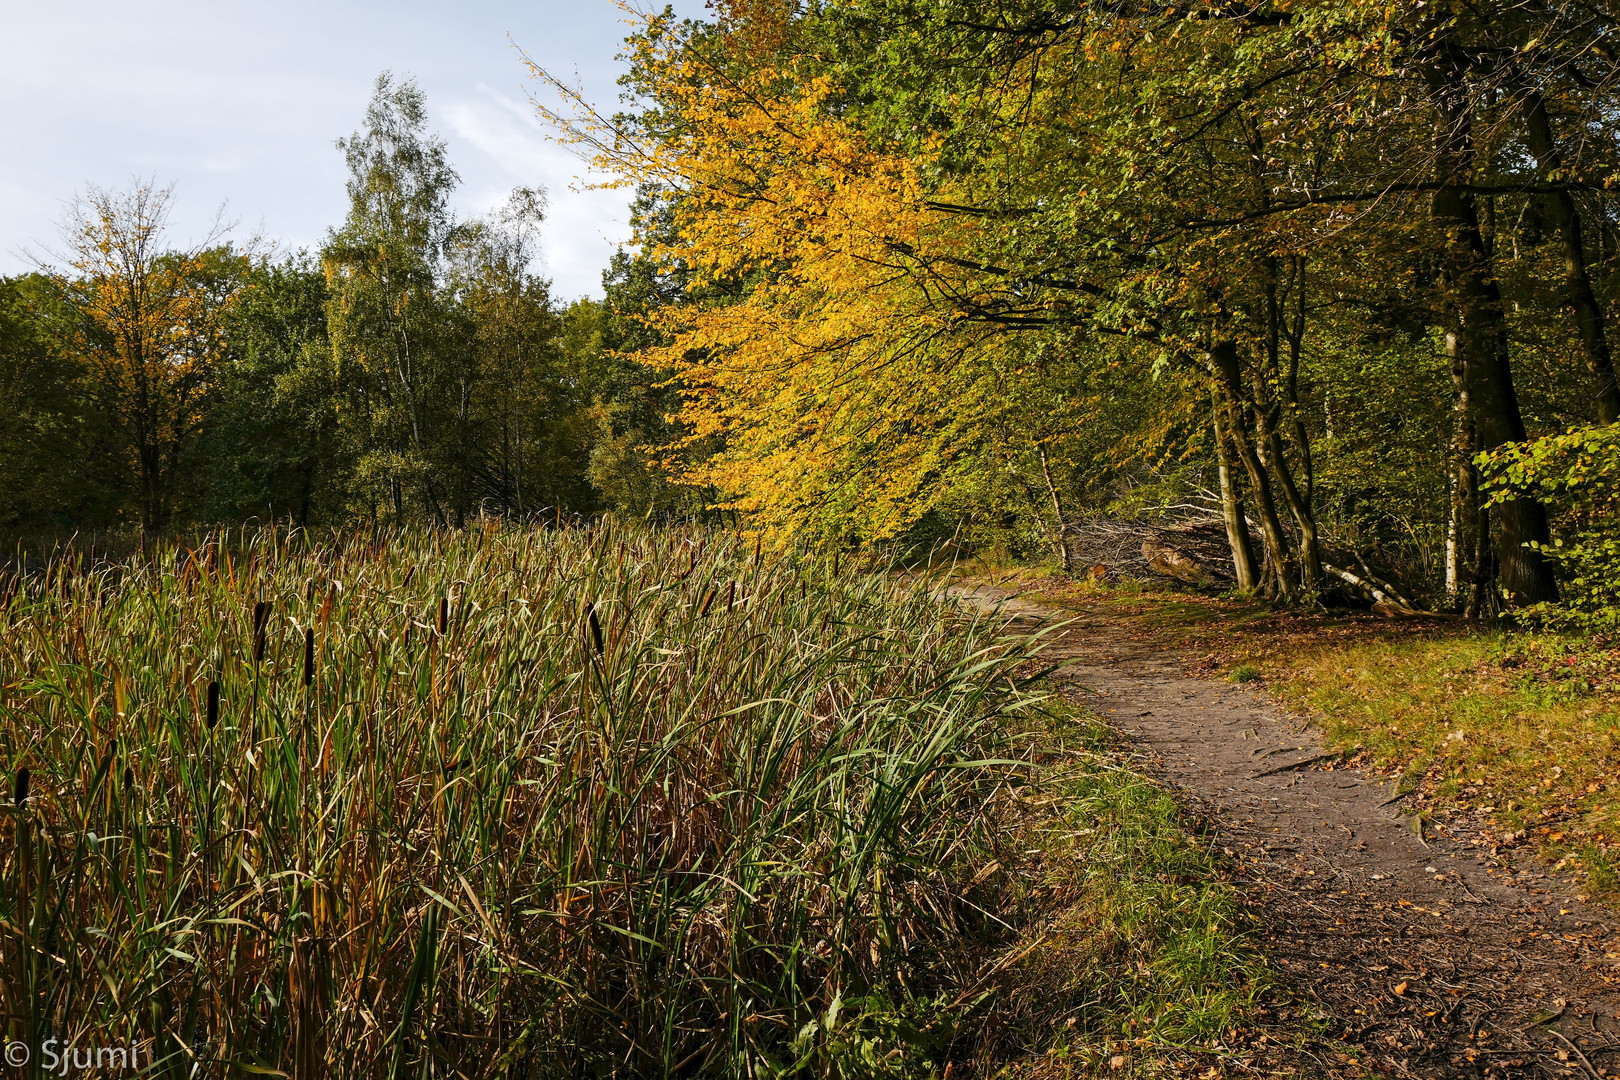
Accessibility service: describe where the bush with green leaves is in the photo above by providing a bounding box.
[1486,424,1620,630]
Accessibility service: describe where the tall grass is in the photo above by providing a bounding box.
[0,521,1038,1077]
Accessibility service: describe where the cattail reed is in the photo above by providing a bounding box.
[585,601,604,656]
[13,766,28,806]
[0,521,1044,1078]
[253,600,271,663]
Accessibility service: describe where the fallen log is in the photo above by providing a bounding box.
[1322,562,1424,616]
[1141,538,1222,585]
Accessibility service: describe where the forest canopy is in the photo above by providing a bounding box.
[0,73,697,539]
[522,0,1620,620]
[7,0,1620,623]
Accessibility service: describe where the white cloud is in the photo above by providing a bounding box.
[446,84,632,299]
[0,0,695,297]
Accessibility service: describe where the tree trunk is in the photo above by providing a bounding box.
[1520,87,1620,425]
[1282,255,1314,503]
[1445,328,1490,616]
[1212,399,1259,590]
[1259,416,1323,591]
[1209,344,1293,600]
[1252,249,1322,591]
[1245,355,1323,591]
[1036,443,1072,573]
[1425,52,1557,607]
[1444,471,1459,598]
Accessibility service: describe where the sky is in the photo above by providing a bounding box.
[0,0,701,300]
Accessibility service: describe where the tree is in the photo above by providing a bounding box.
[44,181,246,532]
[537,0,1620,610]
[199,255,339,526]
[445,189,597,516]
[0,275,113,531]
[323,72,467,525]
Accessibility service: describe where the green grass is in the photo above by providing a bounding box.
[0,527,1276,1078]
[1274,633,1620,877]
[978,705,1273,1077]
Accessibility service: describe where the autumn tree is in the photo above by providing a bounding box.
[43,182,247,533]
[536,0,1620,612]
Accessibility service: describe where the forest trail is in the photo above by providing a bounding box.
[952,581,1620,1079]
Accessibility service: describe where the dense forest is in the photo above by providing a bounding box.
[0,75,699,541]
[527,0,1620,626]
[6,0,1620,629]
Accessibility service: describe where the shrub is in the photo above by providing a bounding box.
[1486,424,1620,631]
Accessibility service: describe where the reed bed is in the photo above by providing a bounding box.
[0,521,1040,1077]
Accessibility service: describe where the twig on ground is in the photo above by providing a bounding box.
[1527,1001,1569,1029]
[1546,1028,1602,1080]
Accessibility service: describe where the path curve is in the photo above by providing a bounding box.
[954,582,1620,1079]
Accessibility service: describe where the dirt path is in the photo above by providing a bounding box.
[954,582,1620,1079]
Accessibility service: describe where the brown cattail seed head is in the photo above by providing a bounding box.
[726,580,735,614]
[585,601,604,656]
[206,681,221,729]
[303,628,315,687]
[438,596,448,635]
[123,766,134,792]
[252,600,271,663]
[13,767,28,806]
[698,585,717,617]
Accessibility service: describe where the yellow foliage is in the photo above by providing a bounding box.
[535,21,1033,540]
[51,182,244,529]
